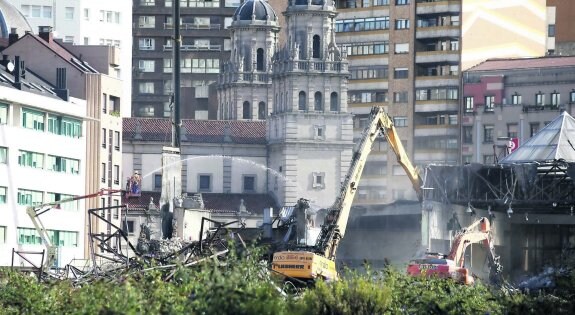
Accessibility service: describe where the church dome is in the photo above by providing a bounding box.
[233,0,277,21]
[0,0,33,39]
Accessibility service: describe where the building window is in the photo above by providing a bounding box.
[46,193,78,211]
[463,126,473,144]
[0,187,6,204]
[394,67,408,79]
[507,123,518,139]
[102,128,107,148]
[464,97,474,112]
[314,125,325,140]
[330,92,339,111]
[47,116,81,138]
[258,102,266,120]
[18,150,44,169]
[485,96,495,112]
[511,94,522,105]
[312,35,321,58]
[63,36,74,43]
[47,155,80,174]
[242,101,251,119]
[122,221,135,236]
[530,122,540,137]
[113,165,120,184]
[395,19,409,29]
[344,41,389,56]
[17,227,42,245]
[314,92,323,111]
[349,66,388,80]
[198,174,212,192]
[138,38,155,50]
[299,91,307,110]
[394,43,409,54]
[335,17,389,33]
[113,200,119,219]
[536,93,544,106]
[548,24,555,37]
[138,60,155,72]
[393,116,407,127]
[395,0,409,4]
[138,16,155,28]
[163,58,173,73]
[0,103,7,124]
[256,48,264,71]
[243,175,256,192]
[483,125,494,143]
[22,108,45,131]
[393,91,408,103]
[101,163,106,183]
[551,92,560,106]
[65,7,74,19]
[154,174,162,190]
[84,8,89,20]
[140,0,155,6]
[0,147,6,164]
[17,189,43,206]
[139,82,155,94]
[570,91,575,103]
[312,172,325,189]
[112,132,120,152]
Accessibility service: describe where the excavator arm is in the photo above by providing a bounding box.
[26,188,123,272]
[317,106,422,259]
[446,217,503,283]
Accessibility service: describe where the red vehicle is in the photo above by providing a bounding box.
[407,217,502,285]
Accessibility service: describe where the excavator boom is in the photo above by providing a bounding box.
[272,106,422,281]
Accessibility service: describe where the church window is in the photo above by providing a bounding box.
[243,175,256,192]
[256,48,264,71]
[299,91,307,110]
[312,172,325,189]
[330,92,339,111]
[258,102,266,119]
[312,35,321,58]
[243,101,251,119]
[198,174,212,192]
[314,92,323,111]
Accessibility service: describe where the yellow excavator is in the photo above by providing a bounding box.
[271,106,422,282]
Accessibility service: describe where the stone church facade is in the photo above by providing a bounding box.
[217,0,354,208]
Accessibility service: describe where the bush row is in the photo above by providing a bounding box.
[1,250,574,315]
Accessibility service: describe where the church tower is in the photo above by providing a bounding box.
[267,0,354,207]
[217,0,280,120]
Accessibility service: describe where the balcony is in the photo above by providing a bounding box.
[415,100,458,112]
[163,23,222,30]
[414,124,458,137]
[219,72,272,84]
[163,44,222,52]
[273,59,348,74]
[416,26,460,39]
[416,50,459,63]
[415,75,458,87]
[416,0,461,14]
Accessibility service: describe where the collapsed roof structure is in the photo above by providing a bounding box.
[424,111,575,214]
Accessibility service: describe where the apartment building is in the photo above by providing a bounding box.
[8,0,133,117]
[0,55,88,268]
[132,0,239,119]
[547,0,575,56]
[3,28,125,257]
[461,56,575,164]
[332,0,460,204]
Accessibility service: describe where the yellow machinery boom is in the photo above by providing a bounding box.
[272,106,422,282]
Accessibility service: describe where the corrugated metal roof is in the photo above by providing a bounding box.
[467,56,575,72]
[123,118,267,145]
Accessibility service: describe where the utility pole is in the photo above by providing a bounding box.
[172,0,181,148]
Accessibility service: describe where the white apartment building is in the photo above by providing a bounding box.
[0,65,88,268]
[9,0,133,117]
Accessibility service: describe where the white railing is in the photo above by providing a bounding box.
[163,23,221,30]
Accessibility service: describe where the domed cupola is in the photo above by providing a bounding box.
[0,0,33,39]
[232,0,278,23]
